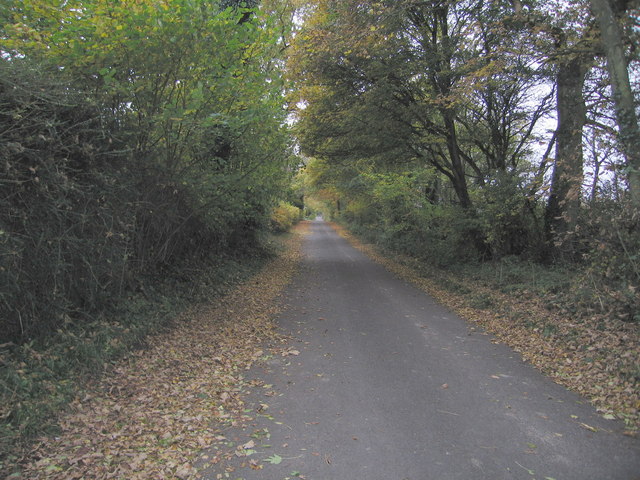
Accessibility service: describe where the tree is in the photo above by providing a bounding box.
[292,1,548,210]
[589,0,640,206]
[544,31,593,253]
[506,1,638,253]
[504,1,598,254]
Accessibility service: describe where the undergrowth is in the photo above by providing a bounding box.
[0,241,277,467]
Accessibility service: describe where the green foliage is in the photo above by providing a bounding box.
[291,0,552,212]
[471,172,546,259]
[1,0,295,342]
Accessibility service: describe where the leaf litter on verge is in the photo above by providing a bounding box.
[14,223,309,480]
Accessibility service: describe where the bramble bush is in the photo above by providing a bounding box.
[0,58,137,341]
[577,199,640,323]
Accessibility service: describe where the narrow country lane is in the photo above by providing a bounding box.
[203,221,640,480]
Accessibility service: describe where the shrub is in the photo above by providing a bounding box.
[270,201,302,232]
[472,172,545,260]
[577,200,640,322]
[0,58,137,341]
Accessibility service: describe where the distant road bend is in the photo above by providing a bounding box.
[204,220,640,480]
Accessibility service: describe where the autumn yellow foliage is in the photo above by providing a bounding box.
[270,201,302,232]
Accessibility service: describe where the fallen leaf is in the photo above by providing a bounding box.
[264,454,283,465]
[175,463,193,479]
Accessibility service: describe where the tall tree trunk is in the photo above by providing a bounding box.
[443,114,473,209]
[590,0,640,206]
[545,54,590,257]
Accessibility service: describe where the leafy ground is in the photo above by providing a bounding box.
[0,248,274,459]
[332,223,640,433]
[4,224,307,480]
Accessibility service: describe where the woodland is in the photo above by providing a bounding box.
[292,0,640,332]
[1,0,639,469]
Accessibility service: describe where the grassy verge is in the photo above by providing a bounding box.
[332,223,640,432]
[0,238,283,470]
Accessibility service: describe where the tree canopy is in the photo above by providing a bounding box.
[291,0,638,247]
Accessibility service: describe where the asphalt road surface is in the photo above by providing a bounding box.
[203,221,640,480]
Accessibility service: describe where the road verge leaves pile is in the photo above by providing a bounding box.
[8,224,308,480]
[332,223,639,432]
